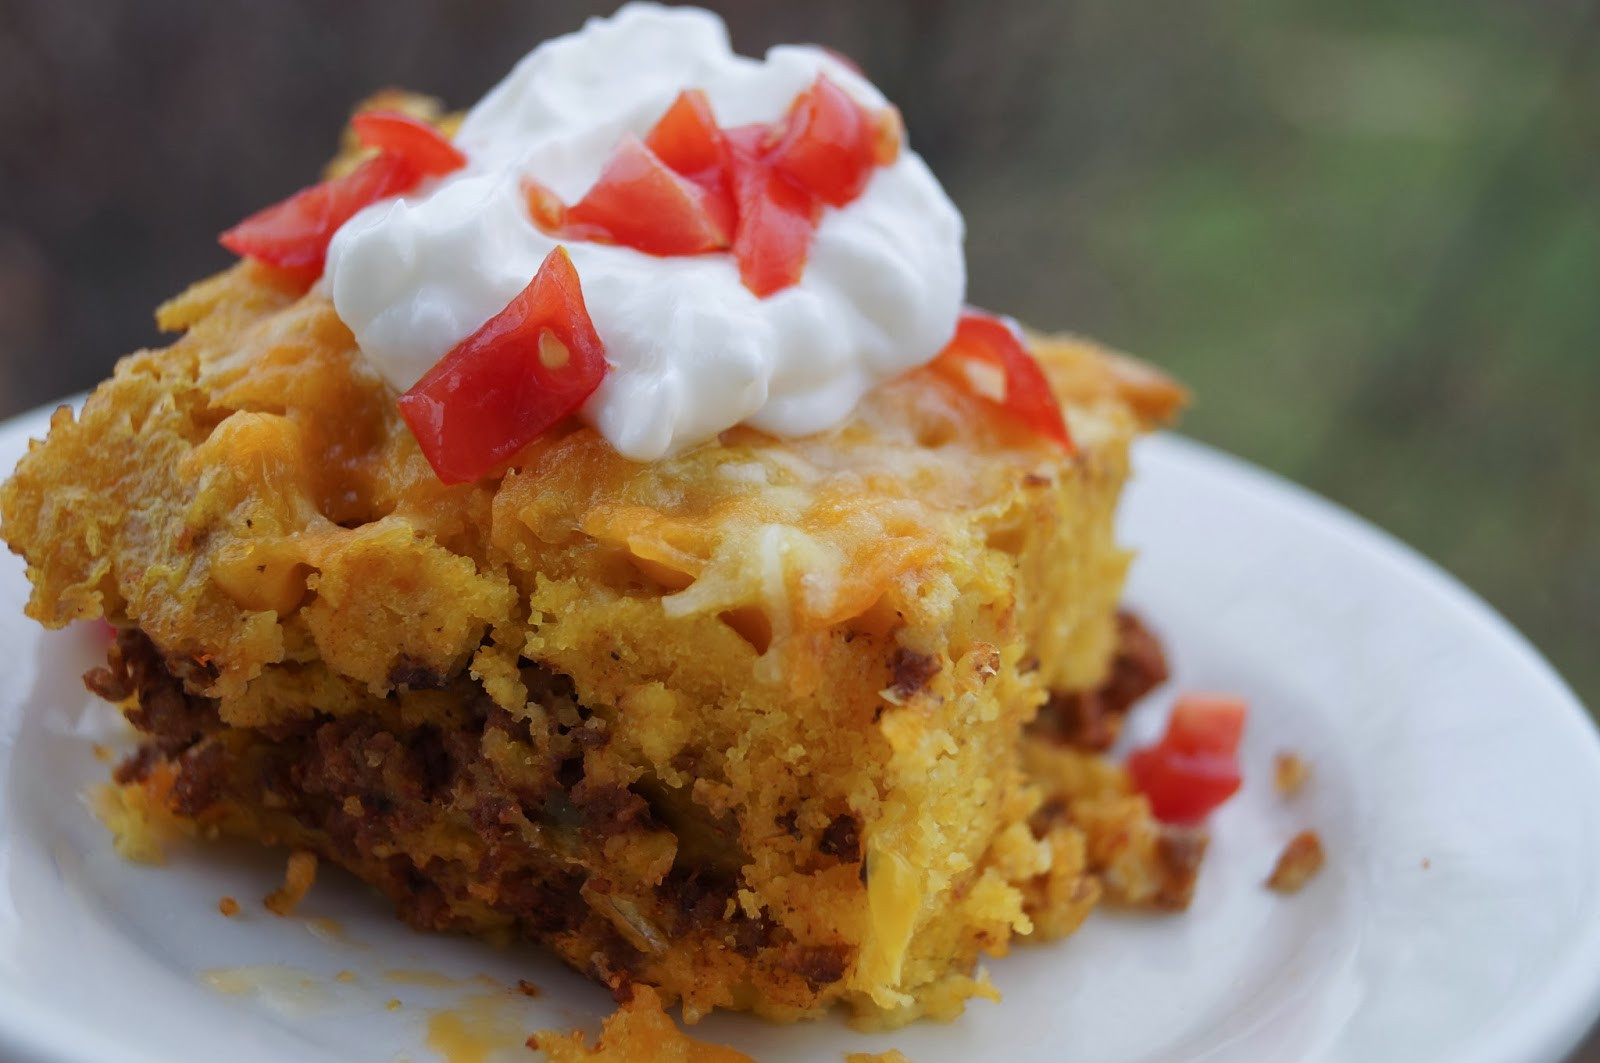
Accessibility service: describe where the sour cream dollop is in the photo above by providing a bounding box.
[324,2,966,461]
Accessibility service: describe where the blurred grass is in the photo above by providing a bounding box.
[949,0,1600,712]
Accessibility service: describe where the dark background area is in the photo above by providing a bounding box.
[1,1,1598,1050]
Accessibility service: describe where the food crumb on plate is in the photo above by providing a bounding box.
[1273,751,1311,797]
[263,849,318,916]
[217,895,240,917]
[1266,830,1326,893]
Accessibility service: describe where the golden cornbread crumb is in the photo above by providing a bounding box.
[88,779,182,865]
[263,850,318,916]
[532,986,754,1062]
[218,895,240,917]
[1274,751,1312,797]
[1266,830,1326,893]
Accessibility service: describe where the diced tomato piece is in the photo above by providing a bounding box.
[350,110,467,177]
[1127,692,1249,823]
[396,246,607,485]
[516,79,899,297]
[722,124,770,166]
[644,89,724,178]
[1165,694,1248,756]
[561,135,734,255]
[219,152,418,271]
[723,126,818,297]
[766,74,879,207]
[1127,746,1244,824]
[930,309,1073,450]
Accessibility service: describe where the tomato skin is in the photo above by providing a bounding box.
[1127,746,1243,824]
[1127,693,1250,824]
[219,152,418,272]
[350,110,467,177]
[514,77,899,297]
[930,309,1074,450]
[725,126,820,298]
[396,246,607,485]
[766,74,879,207]
[1165,694,1248,756]
[221,112,461,274]
[644,89,724,178]
[563,135,735,255]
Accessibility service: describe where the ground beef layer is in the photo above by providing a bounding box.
[94,612,1196,1024]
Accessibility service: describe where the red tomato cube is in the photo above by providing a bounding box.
[396,246,607,485]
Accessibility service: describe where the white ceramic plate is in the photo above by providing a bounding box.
[0,400,1597,1063]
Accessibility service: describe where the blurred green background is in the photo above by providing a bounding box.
[0,2,1593,714]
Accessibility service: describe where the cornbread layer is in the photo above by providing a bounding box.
[0,110,1189,1020]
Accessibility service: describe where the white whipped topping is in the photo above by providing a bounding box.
[325,2,965,461]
